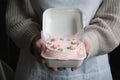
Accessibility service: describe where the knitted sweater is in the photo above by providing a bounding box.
[6,0,120,58]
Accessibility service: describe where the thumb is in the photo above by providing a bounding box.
[81,39,90,56]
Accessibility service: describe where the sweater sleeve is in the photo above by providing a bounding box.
[6,0,41,50]
[83,0,120,58]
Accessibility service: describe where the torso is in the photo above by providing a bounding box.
[15,0,112,80]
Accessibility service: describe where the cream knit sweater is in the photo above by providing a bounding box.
[6,0,120,58]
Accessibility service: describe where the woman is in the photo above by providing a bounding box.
[6,0,120,80]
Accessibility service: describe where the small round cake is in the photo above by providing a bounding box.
[41,37,86,60]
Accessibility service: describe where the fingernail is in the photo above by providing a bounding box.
[53,68,58,71]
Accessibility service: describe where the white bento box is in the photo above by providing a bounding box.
[41,8,86,68]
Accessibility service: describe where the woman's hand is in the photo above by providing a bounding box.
[32,37,66,71]
[71,38,90,71]
[32,38,46,64]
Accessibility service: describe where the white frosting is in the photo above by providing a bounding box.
[46,37,82,52]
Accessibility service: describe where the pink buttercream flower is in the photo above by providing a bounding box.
[60,38,64,40]
[51,38,59,42]
[57,44,61,47]
[47,41,52,45]
[76,40,80,44]
[68,45,77,50]
[67,37,72,41]
[52,44,58,49]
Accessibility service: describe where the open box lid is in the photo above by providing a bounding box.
[42,8,83,37]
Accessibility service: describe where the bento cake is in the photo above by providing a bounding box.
[42,37,85,60]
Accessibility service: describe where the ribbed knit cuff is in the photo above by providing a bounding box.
[8,19,40,50]
[83,31,99,58]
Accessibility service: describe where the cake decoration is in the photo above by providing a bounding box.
[68,45,77,50]
[41,37,86,60]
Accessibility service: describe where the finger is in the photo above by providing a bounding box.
[39,39,45,46]
[36,41,42,48]
[38,48,42,53]
[71,67,78,71]
[81,39,90,54]
[51,67,59,71]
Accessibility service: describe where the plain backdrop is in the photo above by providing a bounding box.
[0,0,19,71]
